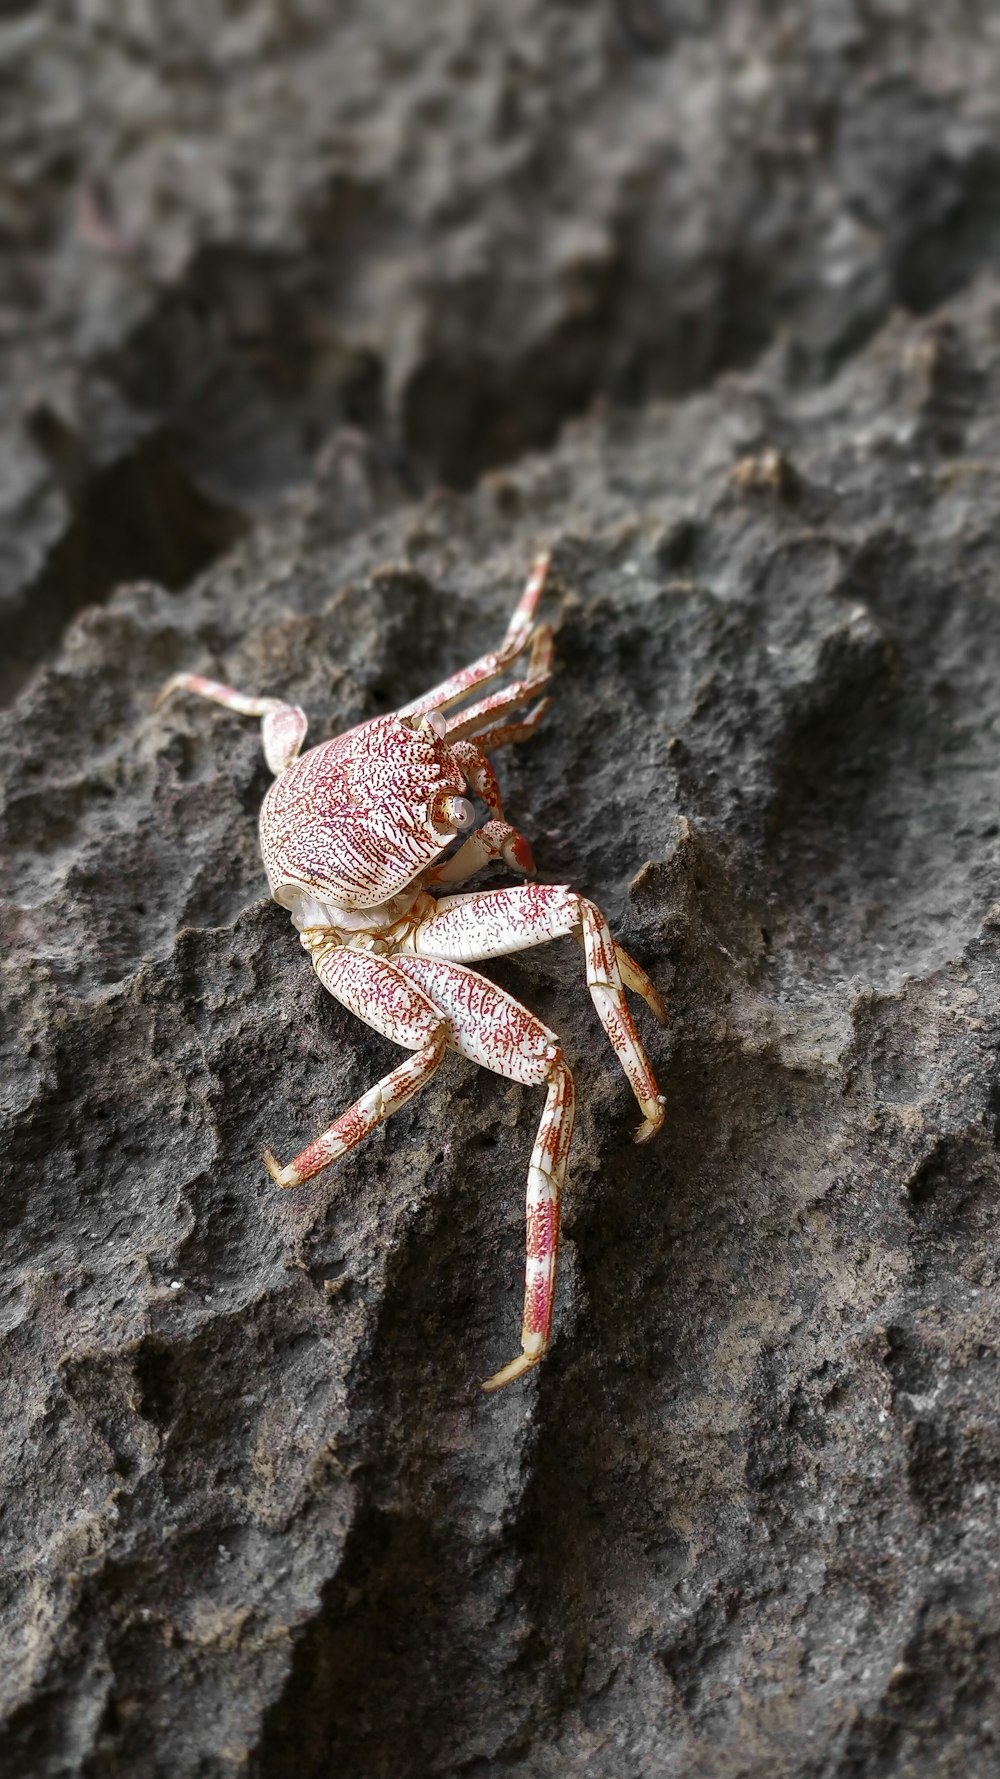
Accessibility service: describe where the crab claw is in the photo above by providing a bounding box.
[503,832,536,874]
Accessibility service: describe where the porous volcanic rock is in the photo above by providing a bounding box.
[7,2,1000,699]
[5,6,1000,1779]
[6,278,1000,1776]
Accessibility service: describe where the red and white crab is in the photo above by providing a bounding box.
[158,554,665,1391]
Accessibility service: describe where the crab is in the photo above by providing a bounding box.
[157,553,665,1391]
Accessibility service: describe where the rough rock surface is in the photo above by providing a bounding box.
[5,6,1000,1777]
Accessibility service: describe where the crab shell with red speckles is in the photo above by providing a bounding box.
[260,711,474,911]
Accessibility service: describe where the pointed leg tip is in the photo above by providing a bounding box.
[481,1351,544,1393]
[633,1099,666,1144]
[263,1148,301,1188]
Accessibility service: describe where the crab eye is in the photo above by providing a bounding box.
[434,793,475,832]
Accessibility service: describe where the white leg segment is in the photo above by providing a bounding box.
[156,672,308,774]
[398,553,552,721]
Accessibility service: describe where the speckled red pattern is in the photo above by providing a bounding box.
[159,554,665,1392]
[260,713,468,908]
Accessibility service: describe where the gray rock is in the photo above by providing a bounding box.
[4,6,1000,1777]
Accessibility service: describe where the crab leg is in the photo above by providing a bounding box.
[156,673,308,776]
[268,942,577,1391]
[444,628,554,743]
[456,698,551,753]
[398,552,552,721]
[404,885,666,1141]
[393,953,577,1392]
[263,948,448,1186]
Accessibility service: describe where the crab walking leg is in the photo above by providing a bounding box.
[398,553,552,721]
[156,673,308,775]
[405,885,666,1141]
[263,948,448,1187]
[456,698,552,754]
[484,1064,576,1392]
[613,946,666,1020]
[444,630,554,744]
[393,954,576,1391]
[265,1044,446,1187]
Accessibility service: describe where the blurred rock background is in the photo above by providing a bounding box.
[4,4,1000,1774]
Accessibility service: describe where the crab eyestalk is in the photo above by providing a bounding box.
[435,793,476,833]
